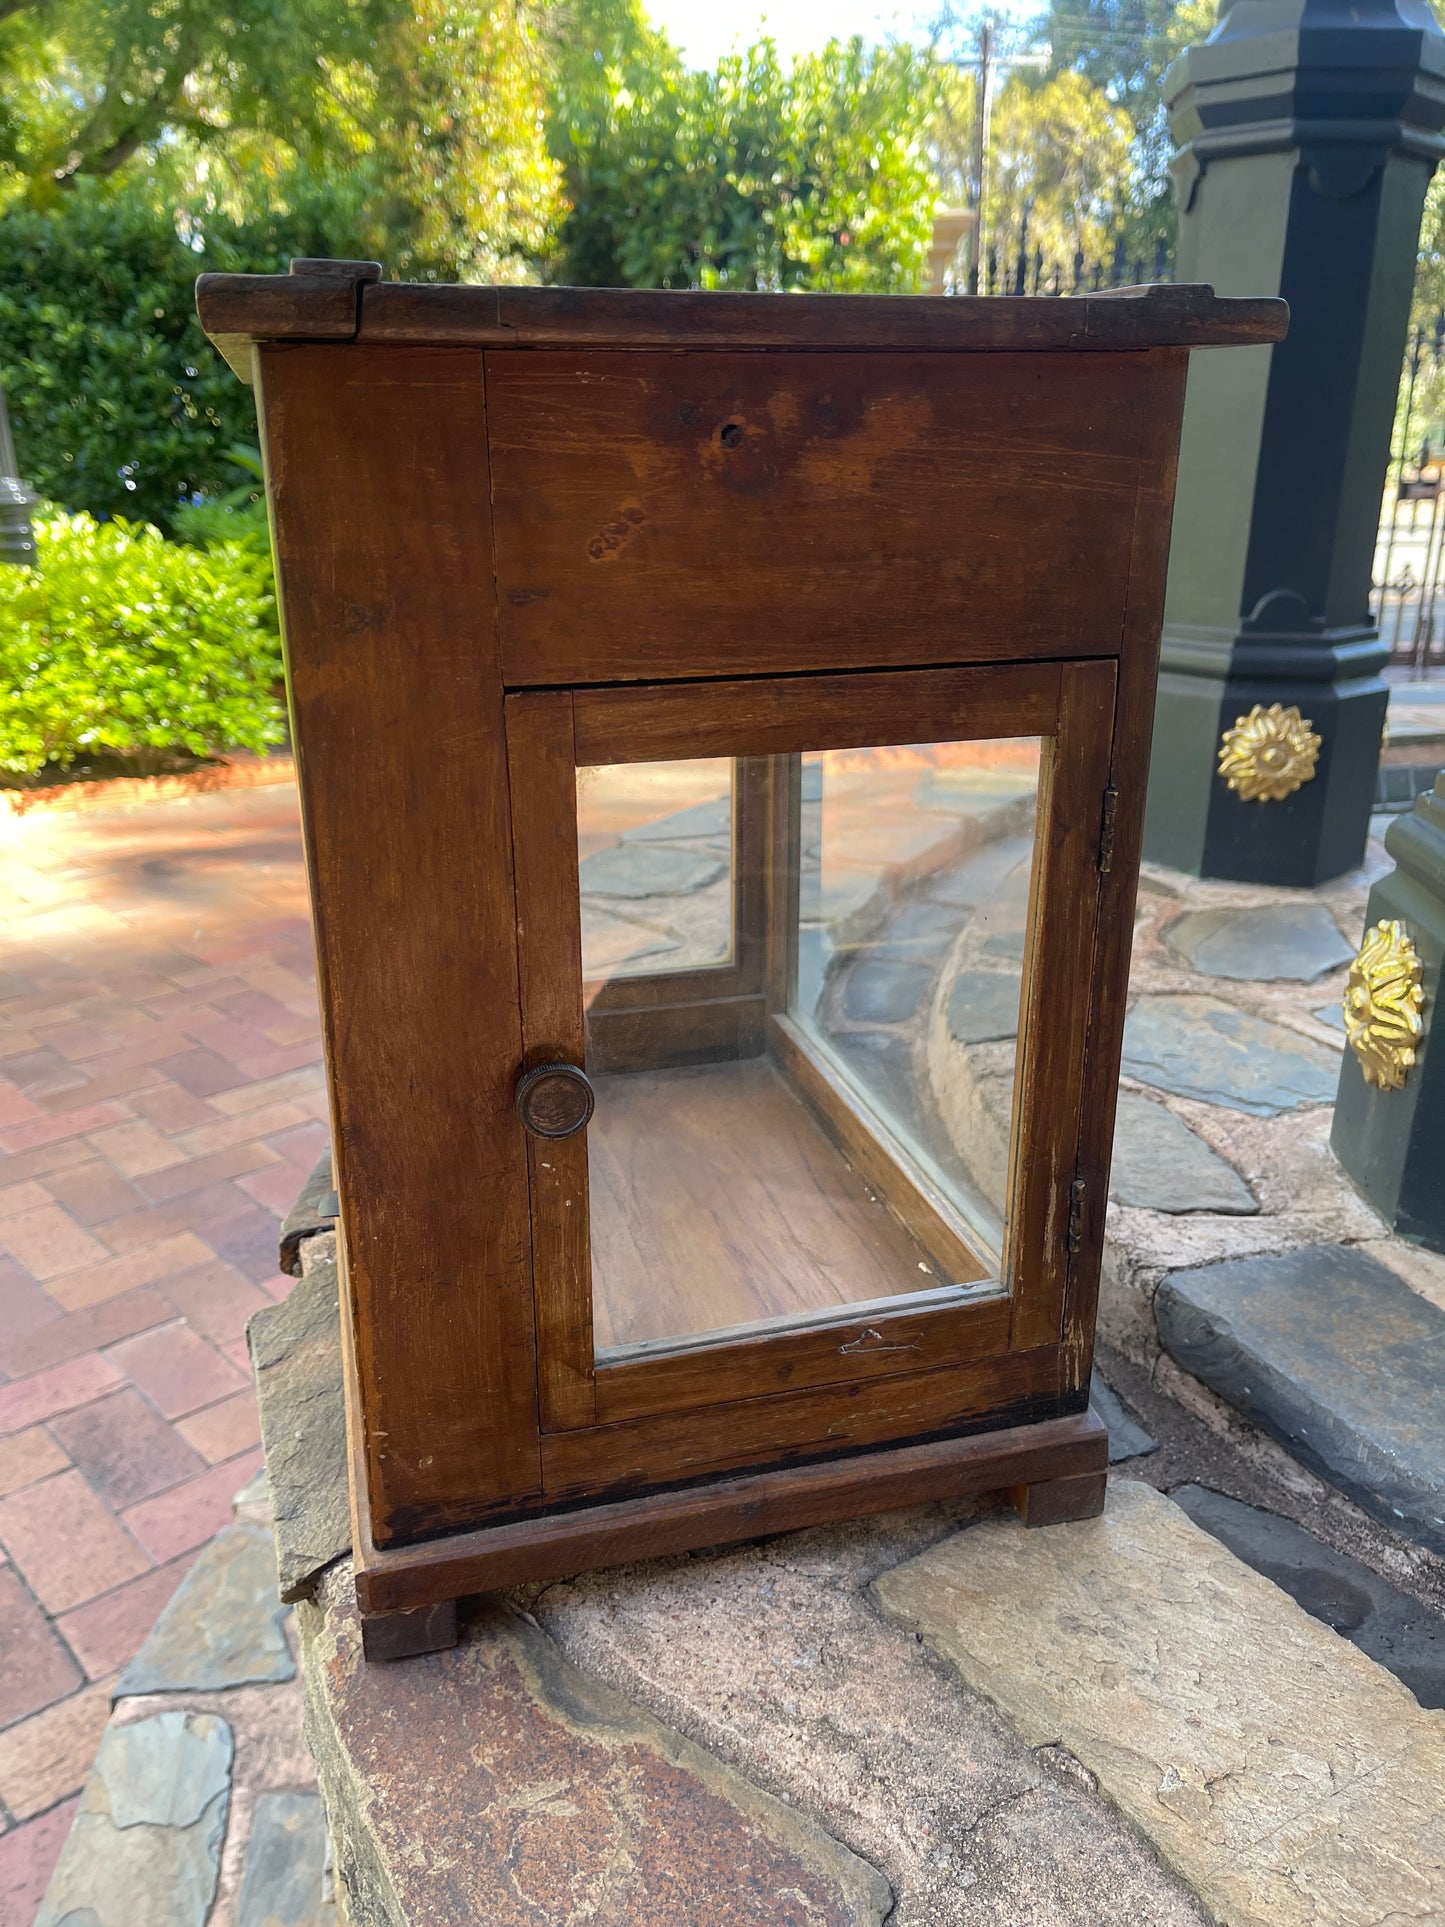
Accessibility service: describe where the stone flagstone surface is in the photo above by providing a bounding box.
[248,1255,349,1603]
[873,1481,1445,1927]
[35,1708,233,1927]
[1109,1093,1257,1215]
[117,1522,295,1697]
[1120,994,1339,1116]
[1171,1484,1445,1710]
[1162,904,1354,982]
[235,1790,331,1927]
[299,1561,894,1927]
[1156,1244,1445,1554]
[531,1508,1208,1927]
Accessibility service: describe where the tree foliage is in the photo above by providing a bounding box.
[1043,0,1216,252]
[552,28,938,292]
[0,181,357,528]
[0,0,564,281]
[985,69,1137,270]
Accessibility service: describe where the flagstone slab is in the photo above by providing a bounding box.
[874,1481,1445,1927]
[248,1261,350,1601]
[36,1710,232,1927]
[1171,1485,1445,1710]
[1164,905,1354,983]
[298,1564,892,1927]
[1120,994,1337,1114]
[279,1151,338,1276]
[238,1790,331,1927]
[580,844,725,899]
[946,970,1022,1045]
[841,957,934,1025]
[1156,1244,1445,1553]
[1109,1093,1257,1215]
[1089,1372,1158,1462]
[117,1523,294,1696]
[535,1509,1210,1927]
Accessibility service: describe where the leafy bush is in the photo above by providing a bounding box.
[0,509,283,782]
[0,184,363,531]
[553,35,937,293]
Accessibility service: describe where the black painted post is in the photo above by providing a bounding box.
[1332,773,1445,1250]
[1145,0,1445,885]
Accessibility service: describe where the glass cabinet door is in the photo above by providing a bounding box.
[506,661,1115,1437]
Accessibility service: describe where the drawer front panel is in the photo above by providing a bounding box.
[487,350,1145,685]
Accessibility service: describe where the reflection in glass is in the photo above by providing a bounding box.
[791,740,1041,1268]
[579,740,1042,1356]
[576,759,734,983]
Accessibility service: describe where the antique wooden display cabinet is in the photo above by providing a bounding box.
[199,263,1284,1657]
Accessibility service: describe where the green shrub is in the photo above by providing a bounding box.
[0,508,284,782]
[0,184,364,531]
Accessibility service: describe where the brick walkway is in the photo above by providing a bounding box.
[0,777,324,1922]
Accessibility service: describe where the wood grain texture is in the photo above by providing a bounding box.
[572,663,1062,765]
[1005,658,1117,1353]
[505,691,597,1431]
[352,282,1288,353]
[257,343,541,1546]
[768,1016,992,1289]
[540,1343,1069,1504]
[586,1055,969,1353]
[594,1290,1011,1423]
[488,352,1144,684]
[1008,1468,1108,1526]
[353,1408,1109,1612]
[1061,348,1192,1396]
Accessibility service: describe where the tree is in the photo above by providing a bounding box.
[0,0,565,282]
[984,68,1138,273]
[552,30,939,292]
[1044,0,1216,251]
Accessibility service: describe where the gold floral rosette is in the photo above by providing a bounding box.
[1217,703,1321,802]
[1344,919,1426,1091]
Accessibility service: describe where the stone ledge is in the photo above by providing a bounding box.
[1156,1244,1445,1554]
[248,1259,350,1603]
[874,1480,1445,1927]
[298,1561,893,1927]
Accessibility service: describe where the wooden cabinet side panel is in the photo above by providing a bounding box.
[1061,349,1192,1392]
[488,350,1145,685]
[257,343,541,1545]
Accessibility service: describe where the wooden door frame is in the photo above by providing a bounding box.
[506,656,1118,1453]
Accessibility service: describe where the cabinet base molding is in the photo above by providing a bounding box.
[352,1407,1109,1648]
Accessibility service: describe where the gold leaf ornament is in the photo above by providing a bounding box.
[1217,703,1321,802]
[1344,920,1426,1092]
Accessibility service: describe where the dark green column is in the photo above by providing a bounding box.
[1332,774,1445,1250]
[1145,0,1445,885]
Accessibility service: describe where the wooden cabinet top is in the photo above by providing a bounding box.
[196,260,1286,379]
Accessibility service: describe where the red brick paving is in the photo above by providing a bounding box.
[0,1799,78,1927]
[0,779,323,1883]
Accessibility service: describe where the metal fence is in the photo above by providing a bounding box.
[1375,314,1445,681]
[974,238,1174,297]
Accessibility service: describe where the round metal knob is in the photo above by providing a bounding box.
[514,1062,595,1139]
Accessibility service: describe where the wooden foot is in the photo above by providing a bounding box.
[359,1596,459,1662]
[1008,1469,1108,1527]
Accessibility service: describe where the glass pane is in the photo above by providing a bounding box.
[580,738,1042,1357]
[577,759,734,982]
[792,740,1041,1265]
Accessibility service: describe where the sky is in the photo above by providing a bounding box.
[646,0,1037,69]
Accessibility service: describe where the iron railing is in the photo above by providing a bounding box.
[1374,314,1445,681]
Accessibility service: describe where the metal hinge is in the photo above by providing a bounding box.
[1065,1177,1087,1255]
[1098,788,1120,874]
